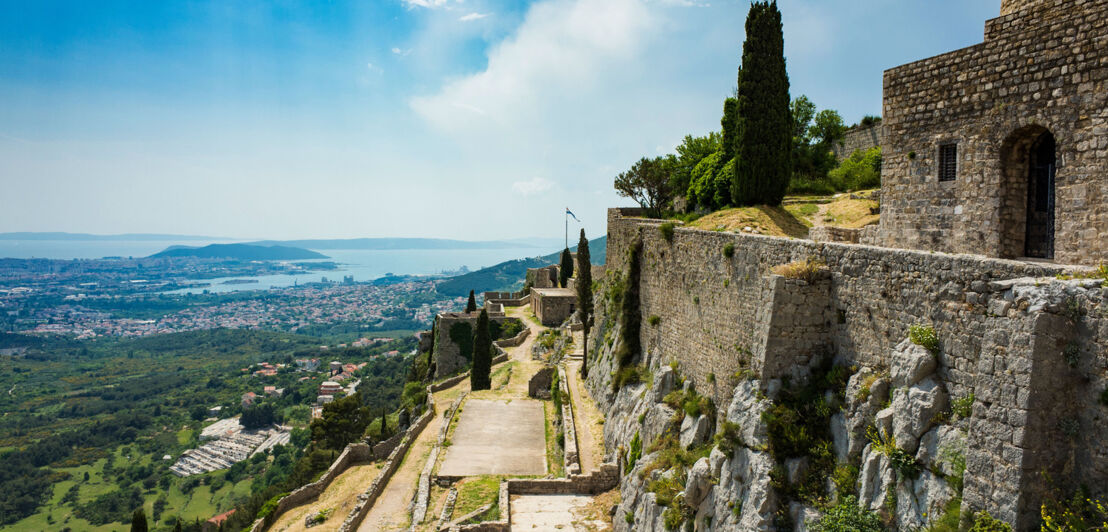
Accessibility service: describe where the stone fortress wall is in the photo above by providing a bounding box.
[877,0,1108,265]
[596,207,1108,528]
[831,122,882,161]
[432,311,516,378]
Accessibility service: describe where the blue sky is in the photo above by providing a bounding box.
[0,0,1000,241]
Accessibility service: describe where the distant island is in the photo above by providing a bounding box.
[150,243,328,260]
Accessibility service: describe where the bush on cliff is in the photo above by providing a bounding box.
[809,496,883,532]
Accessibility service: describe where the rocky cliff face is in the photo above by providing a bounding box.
[589,319,970,531]
[583,212,1108,530]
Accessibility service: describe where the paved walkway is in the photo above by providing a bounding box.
[438,399,546,477]
[510,494,595,531]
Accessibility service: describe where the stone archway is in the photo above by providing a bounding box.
[999,125,1056,259]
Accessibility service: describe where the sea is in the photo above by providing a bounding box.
[0,239,547,294]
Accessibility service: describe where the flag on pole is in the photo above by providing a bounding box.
[566,208,580,222]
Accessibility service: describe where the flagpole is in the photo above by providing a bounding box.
[565,209,568,250]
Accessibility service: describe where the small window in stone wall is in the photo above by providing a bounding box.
[938,143,958,182]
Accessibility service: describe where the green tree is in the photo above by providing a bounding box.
[721,96,738,162]
[670,132,722,197]
[829,147,881,190]
[173,520,182,532]
[470,309,492,390]
[558,248,574,288]
[465,290,477,313]
[732,0,792,206]
[575,230,594,378]
[310,392,371,450]
[130,508,148,532]
[379,410,389,438]
[614,156,672,217]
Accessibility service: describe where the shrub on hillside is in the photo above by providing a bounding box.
[828,147,881,191]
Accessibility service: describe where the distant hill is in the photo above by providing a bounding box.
[245,238,540,250]
[0,232,231,241]
[435,236,606,297]
[150,243,327,260]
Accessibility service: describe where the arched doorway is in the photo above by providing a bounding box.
[999,126,1056,259]
[1024,132,1056,258]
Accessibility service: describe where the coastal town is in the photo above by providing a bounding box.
[1,274,463,338]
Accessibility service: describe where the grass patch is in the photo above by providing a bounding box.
[543,400,566,478]
[772,258,826,283]
[659,222,676,242]
[453,476,501,520]
[688,205,810,238]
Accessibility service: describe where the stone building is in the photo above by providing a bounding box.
[531,287,577,326]
[878,0,1108,266]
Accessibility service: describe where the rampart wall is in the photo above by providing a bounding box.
[832,123,882,161]
[596,208,1108,528]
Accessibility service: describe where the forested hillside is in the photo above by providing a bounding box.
[0,329,416,531]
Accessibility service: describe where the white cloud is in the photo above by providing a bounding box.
[512,177,555,196]
[459,12,491,21]
[402,0,457,8]
[391,47,412,56]
[410,0,657,135]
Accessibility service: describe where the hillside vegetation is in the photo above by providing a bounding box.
[0,329,416,531]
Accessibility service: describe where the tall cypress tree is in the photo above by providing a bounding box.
[575,230,594,378]
[131,509,148,532]
[470,309,492,390]
[732,1,792,206]
[465,290,477,313]
[559,248,574,288]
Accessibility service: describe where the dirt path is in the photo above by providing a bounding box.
[268,462,383,532]
[565,359,605,473]
[357,382,469,531]
[811,201,832,229]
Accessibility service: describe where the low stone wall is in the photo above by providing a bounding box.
[809,226,862,244]
[483,291,529,307]
[558,366,581,476]
[507,463,620,495]
[493,327,530,348]
[528,366,556,400]
[430,372,470,393]
[248,443,373,531]
[371,431,404,461]
[414,393,467,525]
